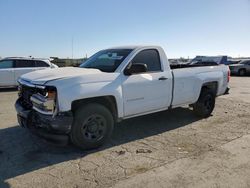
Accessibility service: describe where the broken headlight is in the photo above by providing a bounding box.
[30,87,57,115]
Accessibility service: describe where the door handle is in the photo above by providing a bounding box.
[158,77,168,81]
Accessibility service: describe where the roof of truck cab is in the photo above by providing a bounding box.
[106,45,161,50]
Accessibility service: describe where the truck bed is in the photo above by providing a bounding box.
[170,64,228,108]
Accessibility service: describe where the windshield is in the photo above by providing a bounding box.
[240,60,249,65]
[80,49,133,72]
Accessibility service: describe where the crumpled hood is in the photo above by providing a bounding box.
[20,67,113,85]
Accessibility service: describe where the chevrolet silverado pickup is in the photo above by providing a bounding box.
[15,46,230,149]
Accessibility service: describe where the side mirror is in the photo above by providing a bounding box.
[124,63,147,75]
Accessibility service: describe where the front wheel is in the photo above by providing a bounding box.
[193,89,215,118]
[70,103,114,150]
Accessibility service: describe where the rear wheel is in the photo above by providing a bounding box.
[70,103,114,150]
[238,69,246,76]
[193,88,215,118]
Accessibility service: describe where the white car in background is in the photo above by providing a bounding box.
[0,57,58,87]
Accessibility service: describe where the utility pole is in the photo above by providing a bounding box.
[71,36,74,63]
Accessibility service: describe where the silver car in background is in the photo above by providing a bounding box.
[229,60,250,76]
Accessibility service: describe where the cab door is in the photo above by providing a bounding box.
[122,49,172,117]
[0,59,15,86]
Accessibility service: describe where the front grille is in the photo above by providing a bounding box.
[19,85,45,109]
[19,85,35,109]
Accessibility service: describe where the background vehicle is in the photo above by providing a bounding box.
[190,55,228,65]
[189,60,218,66]
[227,60,240,65]
[0,57,58,87]
[229,60,250,76]
[15,46,230,150]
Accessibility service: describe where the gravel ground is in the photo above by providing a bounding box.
[0,77,249,188]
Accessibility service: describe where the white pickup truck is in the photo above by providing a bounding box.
[15,46,230,149]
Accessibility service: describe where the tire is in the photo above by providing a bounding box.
[193,88,215,118]
[70,103,114,150]
[238,69,246,76]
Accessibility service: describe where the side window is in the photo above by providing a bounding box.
[35,60,49,67]
[0,60,14,69]
[132,49,161,72]
[15,60,35,68]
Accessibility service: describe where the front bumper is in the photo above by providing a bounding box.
[15,99,73,145]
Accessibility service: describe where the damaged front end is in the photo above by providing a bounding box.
[15,79,73,144]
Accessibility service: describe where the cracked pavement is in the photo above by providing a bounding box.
[0,77,250,188]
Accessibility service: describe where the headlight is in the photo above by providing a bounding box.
[30,88,57,115]
[44,90,57,111]
[17,84,22,96]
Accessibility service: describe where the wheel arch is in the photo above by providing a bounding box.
[71,96,118,122]
[201,81,218,96]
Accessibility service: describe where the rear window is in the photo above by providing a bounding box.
[15,60,35,68]
[35,60,49,67]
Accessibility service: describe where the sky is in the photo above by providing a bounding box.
[0,0,250,59]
